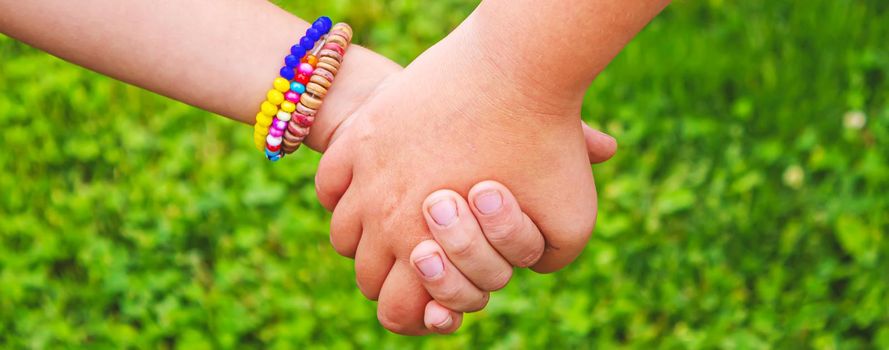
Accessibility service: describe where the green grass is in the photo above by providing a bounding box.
[1,0,887,348]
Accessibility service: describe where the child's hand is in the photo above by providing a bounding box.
[305,43,617,334]
[414,125,616,333]
[315,33,606,334]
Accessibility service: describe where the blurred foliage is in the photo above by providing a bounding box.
[1,0,888,348]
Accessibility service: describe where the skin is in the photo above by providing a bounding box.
[0,0,628,334]
[414,133,617,334]
[318,0,670,334]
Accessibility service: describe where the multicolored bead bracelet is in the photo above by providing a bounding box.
[280,22,353,155]
[253,16,333,161]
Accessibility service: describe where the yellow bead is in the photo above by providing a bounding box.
[256,115,273,128]
[254,112,271,126]
[273,77,290,92]
[280,101,296,113]
[267,89,285,105]
[261,101,278,116]
[254,138,265,151]
[254,122,269,136]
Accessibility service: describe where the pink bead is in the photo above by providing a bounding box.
[284,91,300,103]
[298,63,314,76]
[272,118,288,130]
[269,127,284,137]
[287,121,309,138]
[294,113,314,128]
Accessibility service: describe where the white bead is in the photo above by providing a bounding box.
[277,110,292,122]
[266,135,283,146]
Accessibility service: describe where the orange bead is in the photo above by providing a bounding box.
[302,54,318,67]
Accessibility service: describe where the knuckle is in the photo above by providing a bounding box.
[434,284,488,312]
[329,234,355,258]
[315,157,334,191]
[539,211,597,254]
[328,214,358,258]
[443,236,476,260]
[515,247,543,268]
[565,213,597,245]
[434,283,463,306]
[355,270,380,301]
[466,293,490,312]
[483,220,522,242]
[482,268,513,291]
[357,282,380,301]
[377,308,413,334]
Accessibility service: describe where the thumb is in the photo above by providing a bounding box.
[581,121,618,164]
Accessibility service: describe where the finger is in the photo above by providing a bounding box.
[410,240,490,312]
[529,176,598,274]
[329,188,362,258]
[376,261,431,335]
[424,300,463,334]
[315,141,353,211]
[581,121,618,164]
[467,181,546,268]
[354,233,394,301]
[423,190,513,291]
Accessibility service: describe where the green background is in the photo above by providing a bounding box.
[1,0,887,348]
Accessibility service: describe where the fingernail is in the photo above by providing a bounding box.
[429,199,457,226]
[427,309,453,329]
[474,191,502,215]
[414,253,444,278]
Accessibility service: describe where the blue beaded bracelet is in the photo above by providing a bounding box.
[265,16,333,162]
[255,16,333,160]
[279,16,332,82]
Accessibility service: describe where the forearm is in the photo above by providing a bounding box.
[0,0,397,151]
[465,0,669,104]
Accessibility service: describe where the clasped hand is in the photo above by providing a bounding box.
[308,24,616,335]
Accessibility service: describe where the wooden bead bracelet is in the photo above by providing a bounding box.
[280,22,353,155]
[253,16,338,162]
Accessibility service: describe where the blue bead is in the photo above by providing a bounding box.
[299,36,314,50]
[312,21,327,33]
[279,66,295,80]
[290,82,306,94]
[318,16,332,31]
[284,55,300,68]
[266,148,281,158]
[290,45,306,58]
[306,28,322,41]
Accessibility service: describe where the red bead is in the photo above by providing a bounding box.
[295,73,310,84]
[267,143,281,152]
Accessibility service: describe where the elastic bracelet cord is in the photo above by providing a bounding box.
[279,22,353,155]
[252,16,334,161]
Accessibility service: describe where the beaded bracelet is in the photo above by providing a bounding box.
[280,22,353,155]
[253,16,334,161]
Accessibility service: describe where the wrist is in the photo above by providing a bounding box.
[429,18,583,124]
[458,8,589,110]
[301,46,401,152]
